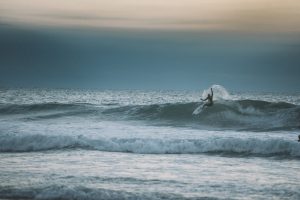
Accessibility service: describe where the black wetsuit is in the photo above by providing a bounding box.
[202,89,213,108]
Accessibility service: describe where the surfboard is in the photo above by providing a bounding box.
[192,104,204,115]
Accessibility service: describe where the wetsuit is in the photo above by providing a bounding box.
[202,89,213,108]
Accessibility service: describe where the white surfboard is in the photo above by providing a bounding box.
[192,104,204,115]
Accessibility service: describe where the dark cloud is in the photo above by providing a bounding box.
[0,24,299,91]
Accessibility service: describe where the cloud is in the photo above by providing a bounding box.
[0,0,299,32]
[0,24,299,91]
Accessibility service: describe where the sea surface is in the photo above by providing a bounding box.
[0,85,300,200]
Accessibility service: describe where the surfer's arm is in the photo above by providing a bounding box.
[201,97,208,101]
[211,88,213,98]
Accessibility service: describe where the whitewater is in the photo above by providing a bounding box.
[0,85,300,200]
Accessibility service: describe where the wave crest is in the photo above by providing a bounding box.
[105,100,300,131]
[1,98,299,131]
[1,134,299,158]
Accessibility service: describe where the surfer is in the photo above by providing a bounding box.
[298,135,300,142]
[201,88,213,108]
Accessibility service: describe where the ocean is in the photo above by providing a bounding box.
[0,85,300,200]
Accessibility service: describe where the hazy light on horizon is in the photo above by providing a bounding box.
[1,0,300,32]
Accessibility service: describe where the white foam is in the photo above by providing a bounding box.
[1,133,299,157]
[202,85,231,101]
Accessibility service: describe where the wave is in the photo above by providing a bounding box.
[1,99,299,131]
[0,102,86,114]
[104,100,300,131]
[0,185,220,200]
[0,102,99,120]
[1,134,299,158]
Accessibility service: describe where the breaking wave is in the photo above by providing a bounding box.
[1,134,299,158]
[0,99,299,131]
[104,100,300,131]
[0,84,299,131]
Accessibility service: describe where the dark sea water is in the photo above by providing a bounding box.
[0,85,300,199]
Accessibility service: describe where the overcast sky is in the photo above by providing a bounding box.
[0,0,300,91]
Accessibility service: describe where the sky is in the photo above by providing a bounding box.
[0,0,300,91]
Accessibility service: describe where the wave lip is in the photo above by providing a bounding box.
[85,137,300,157]
[1,134,299,158]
